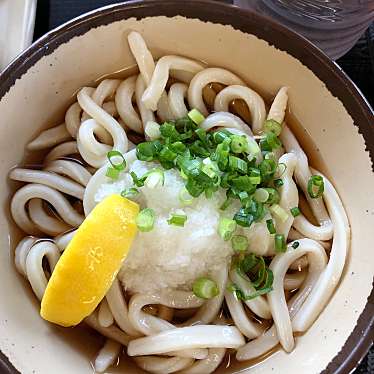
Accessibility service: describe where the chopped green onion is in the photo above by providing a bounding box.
[275,234,286,252]
[232,176,256,194]
[265,132,282,149]
[193,277,219,299]
[231,254,274,300]
[231,235,248,252]
[218,218,237,241]
[308,175,324,198]
[230,135,248,153]
[290,207,301,217]
[264,119,282,136]
[167,213,187,227]
[189,140,210,158]
[170,141,186,154]
[220,197,232,211]
[292,241,300,249]
[265,188,280,204]
[202,158,219,178]
[213,130,232,144]
[266,219,276,234]
[107,150,126,171]
[264,152,275,160]
[244,200,266,222]
[145,169,165,189]
[259,159,277,183]
[160,122,180,141]
[185,178,204,197]
[188,109,205,125]
[275,163,287,178]
[120,187,139,198]
[195,128,207,144]
[215,140,231,171]
[233,209,254,227]
[130,171,145,187]
[254,188,269,203]
[229,156,248,174]
[105,166,120,180]
[136,141,162,161]
[136,208,155,232]
[274,178,284,188]
[247,139,261,155]
[179,187,193,205]
[159,145,177,162]
[270,204,289,223]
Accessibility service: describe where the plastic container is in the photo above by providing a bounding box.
[235,0,374,59]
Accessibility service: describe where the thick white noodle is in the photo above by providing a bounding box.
[214,85,266,134]
[128,31,157,127]
[14,236,38,276]
[168,82,188,119]
[115,76,143,133]
[27,123,71,150]
[54,229,76,251]
[128,291,207,360]
[106,278,140,336]
[127,325,245,356]
[85,312,130,346]
[188,68,244,116]
[134,356,194,374]
[81,79,121,122]
[128,31,155,85]
[157,91,175,122]
[236,240,327,361]
[98,299,114,328]
[200,112,252,136]
[224,291,263,339]
[28,199,71,236]
[77,87,128,166]
[229,269,271,319]
[94,339,122,373]
[77,119,112,168]
[293,214,333,241]
[142,55,204,111]
[292,170,350,332]
[179,348,226,374]
[267,87,288,124]
[129,291,204,336]
[11,184,84,235]
[135,74,155,126]
[65,101,87,138]
[267,239,327,352]
[102,101,118,117]
[25,241,60,300]
[274,153,298,240]
[44,159,92,186]
[184,264,228,325]
[284,270,307,290]
[44,141,78,163]
[280,125,333,237]
[9,168,84,200]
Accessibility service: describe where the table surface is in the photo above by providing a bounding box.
[33,1,374,373]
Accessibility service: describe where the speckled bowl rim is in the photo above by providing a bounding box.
[0,1,373,373]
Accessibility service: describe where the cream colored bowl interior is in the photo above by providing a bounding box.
[0,15,373,374]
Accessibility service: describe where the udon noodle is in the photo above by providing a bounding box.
[9,32,350,373]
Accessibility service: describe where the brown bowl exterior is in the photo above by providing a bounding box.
[0,1,373,373]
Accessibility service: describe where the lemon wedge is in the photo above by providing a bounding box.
[40,194,139,327]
